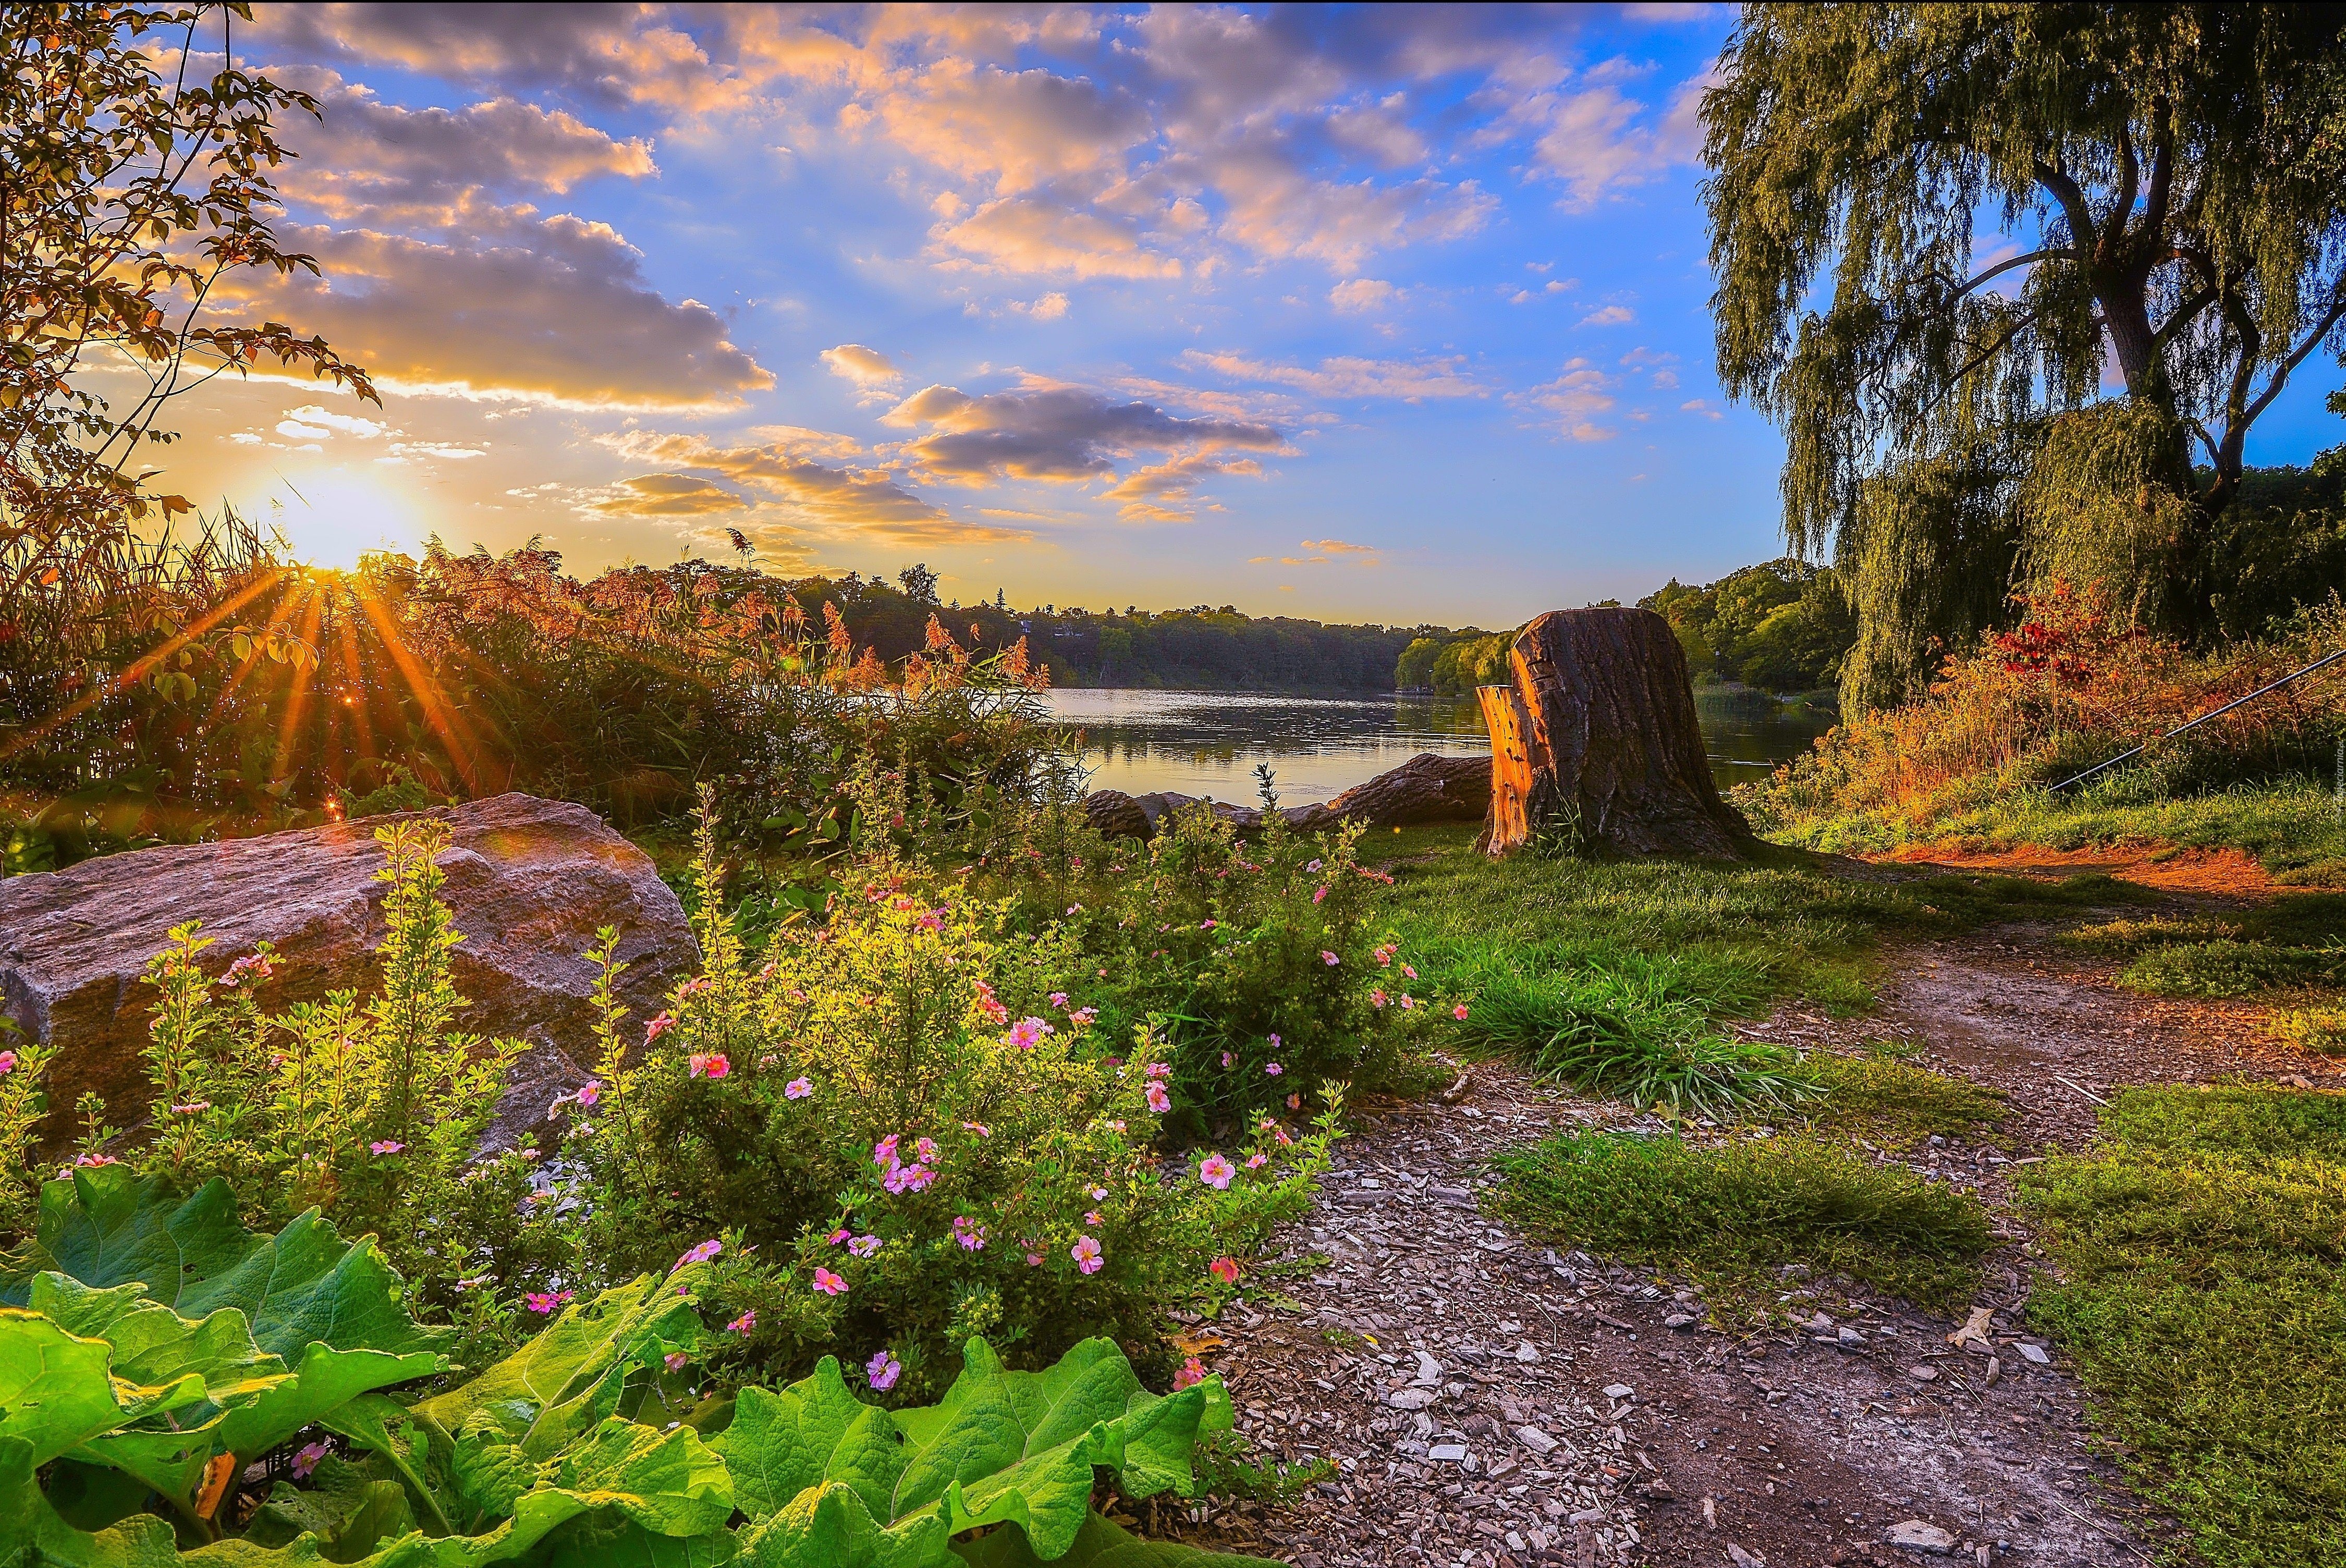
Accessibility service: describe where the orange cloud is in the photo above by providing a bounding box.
[885,382,1282,488]
[1181,350,1480,401]
[932,198,1184,280]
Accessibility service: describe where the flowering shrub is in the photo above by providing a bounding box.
[566,804,1336,1396]
[985,798,1453,1119]
[1743,585,2346,836]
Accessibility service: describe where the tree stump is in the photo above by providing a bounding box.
[1475,607,1753,859]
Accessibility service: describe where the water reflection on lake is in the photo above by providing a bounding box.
[1039,689,1836,803]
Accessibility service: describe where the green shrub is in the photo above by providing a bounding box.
[2020,1086,2346,1567]
[1487,1130,1994,1312]
[569,802,1336,1397]
[1,1177,1260,1566]
[2117,939,2345,998]
[2061,914,2243,956]
[979,790,1454,1117]
[1788,1048,2008,1150]
[2280,1006,2346,1054]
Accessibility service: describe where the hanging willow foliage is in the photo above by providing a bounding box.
[1705,4,2346,708]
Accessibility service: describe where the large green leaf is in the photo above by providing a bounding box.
[891,1341,1225,1559]
[0,1307,217,1468]
[30,1275,280,1408]
[950,1510,1281,1568]
[3,1168,450,1365]
[414,1274,703,1463]
[712,1358,908,1521]
[0,1435,182,1568]
[243,1455,420,1561]
[734,1482,951,1568]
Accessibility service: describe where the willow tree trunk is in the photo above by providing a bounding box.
[1476,607,1753,860]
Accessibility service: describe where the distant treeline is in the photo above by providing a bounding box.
[824,566,1445,691]
[1394,558,1858,697]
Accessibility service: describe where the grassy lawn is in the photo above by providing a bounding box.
[1375,822,2137,1110]
[1758,775,2346,886]
[2020,1085,2346,1568]
[1486,1128,1995,1315]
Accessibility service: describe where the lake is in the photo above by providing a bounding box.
[1040,689,1837,804]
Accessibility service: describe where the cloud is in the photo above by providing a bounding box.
[866,61,1148,196]
[1579,304,1636,326]
[1181,350,1480,401]
[1266,536,1384,566]
[1680,398,1725,420]
[1512,357,1618,441]
[1528,73,1712,207]
[931,198,1184,279]
[233,211,772,409]
[277,403,387,441]
[1303,537,1379,556]
[1328,278,1398,313]
[270,66,656,224]
[586,473,746,517]
[885,381,1284,489]
[821,344,905,394]
[601,430,1031,546]
[1100,452,1267,522]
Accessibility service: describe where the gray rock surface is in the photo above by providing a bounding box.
[0,792,696,1150]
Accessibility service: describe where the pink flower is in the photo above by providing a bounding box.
[1321,951,1339,966]
[813,1268,848,1295]
[645,1012,676,1045]
[1454,1004,1470,1021]
[914,908,945,933]
[874,1134,901,1169]
[1268,1033,1281,1047]
[1071,1235,1103,1274]
[1085,1209,1103,1225]
[828,1227,851,1244]
[1106,1119,1127,1133]
[849,1234,882,1257]
[1049,992,1069,1008]
[866,1350,902,1390]
[575,1080,601,1108]
[917,1137,939,1163]
[883,1162,934,1194]
[1221,1051,1234,1068]
[689,1051,730,1079]
[524,1290,573,1315]
[291,1440,330,1479]
[1201,919,1217,930]
[962,1120,991,1136]
[972,979,1009,1024]
[1173,1356,1207,1391]
[222,952,276,988]
[1199,1154,1236,1190]
[1146,1061,1171,1079]
[1070,1007,1097,1027]
[1305,859,1322,873]
[1286,1093,1302,1110]
[1209,1257,1241,1284]
[664,1351,690,1372]
[1372,989,1389,1008]
[1265,1062,1283,1076]
[1090,1185,1109,1200]
[171,1101,210,1115]
[675,1238,723,1270]
[0,1050,16,1075]
[1403,965,1418,981]
[1006,1016,1054,1049]
[1375,944,1396,966]
[777,1076,809,1099]
[952,1216,988,1251]
[1025,1251,1045,1266]
[1146,1082,1171,1113]
[1399,995,1416,1010]
[727,1309,756,1335]
[369,1140,404,1156]
[1248,1153,1269,1169]
[1313,886,1328,904]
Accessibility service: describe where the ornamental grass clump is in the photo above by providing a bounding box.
[566,796,1336,1397]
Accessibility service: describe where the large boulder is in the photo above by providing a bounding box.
[0,793,697,1152]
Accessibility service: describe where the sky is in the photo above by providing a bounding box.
[134,3,2346,628]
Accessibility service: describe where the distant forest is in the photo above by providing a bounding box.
[798,566,1446,691]
[820,558,1863,695]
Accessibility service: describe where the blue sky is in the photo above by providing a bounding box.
[151,3,2343,628]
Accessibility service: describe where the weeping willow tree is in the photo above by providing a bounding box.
[1705,3,2346,708]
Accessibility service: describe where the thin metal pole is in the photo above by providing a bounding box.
[2048,645,2346,793]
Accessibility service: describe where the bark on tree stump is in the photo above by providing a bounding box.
[1475,607,1753,859]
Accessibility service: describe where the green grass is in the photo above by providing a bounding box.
[1377,823,2140,1110]
[2020,1085,2346,1568]
[2279,1006,2346,1055]
[1787,1048,2009,1151]
[1486,1129,1994,1314]
[2064,893,2346,999]
[1764,776,2346,885]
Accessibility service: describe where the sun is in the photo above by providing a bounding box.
[268,471,418,569]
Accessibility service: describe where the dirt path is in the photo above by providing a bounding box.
[1173,892,2333,1568]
